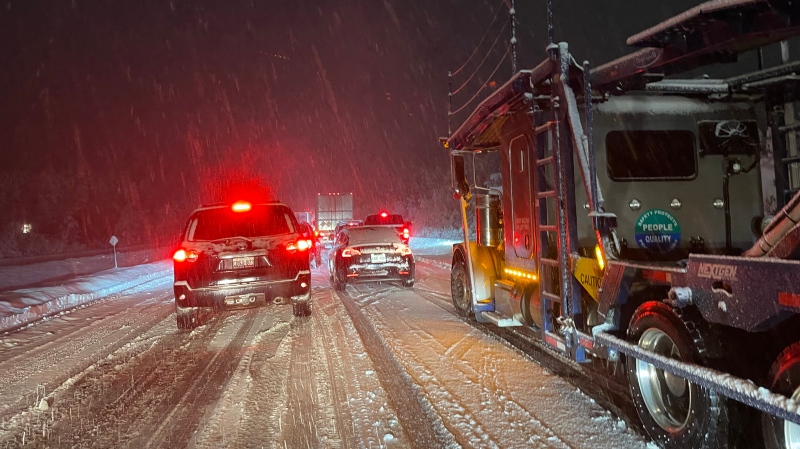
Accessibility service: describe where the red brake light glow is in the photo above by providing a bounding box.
[232,201,252,212]
[403,228,410,239]
[380,212,388,218]
[173,249,198,263]
[287,240,311,252]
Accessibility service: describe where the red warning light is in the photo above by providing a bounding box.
[232,201,252,212]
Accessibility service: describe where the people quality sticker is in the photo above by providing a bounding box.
[634,209,681,253]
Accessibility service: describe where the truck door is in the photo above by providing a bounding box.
[508,135,535,259]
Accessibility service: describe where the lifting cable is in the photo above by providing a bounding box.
[451,19,509,96]
[449,48,510,116]
[451,0,508,77]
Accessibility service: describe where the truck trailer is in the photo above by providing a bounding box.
[442,1,800,447]
[315,193,354,244]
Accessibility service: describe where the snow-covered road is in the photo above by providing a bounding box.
[0,240,652,448]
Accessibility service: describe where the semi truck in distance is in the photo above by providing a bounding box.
[316,193,354,245]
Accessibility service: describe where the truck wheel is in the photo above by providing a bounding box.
[451,259,473,319]
[626,301,729,449]
[402,278,414,288]
[762,342,800,449]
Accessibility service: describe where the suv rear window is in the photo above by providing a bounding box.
[347,227,403,246]
[364,214,404,225]
[188,205,296,241]
[606,130,697,181]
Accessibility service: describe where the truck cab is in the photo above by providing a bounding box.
[442,1,800,447]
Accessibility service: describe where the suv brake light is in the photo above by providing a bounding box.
[231,201,252,212]
[402,228,410,239]
[287,239,311,252]
[173,249,199,263]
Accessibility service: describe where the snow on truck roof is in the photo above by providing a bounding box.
[444,0,799,152]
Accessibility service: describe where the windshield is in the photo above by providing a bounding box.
[187,205,296,241]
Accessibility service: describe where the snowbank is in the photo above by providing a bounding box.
[0,261,172,333]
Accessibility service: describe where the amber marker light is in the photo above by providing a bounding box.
[595,245,605,270]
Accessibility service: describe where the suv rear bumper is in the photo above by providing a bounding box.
[174,271,311,309]
[343,261,414,285]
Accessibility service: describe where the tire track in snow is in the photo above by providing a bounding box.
[192,308,295,449]
[361,288,573,449]
[142,309,261,448]
[338,287,458,449]
[308,290,358,448]
[0,289,175,435]
[0,309,259,448]
[0,288,172,368]
[412,288,646,444]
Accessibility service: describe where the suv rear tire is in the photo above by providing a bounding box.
[293,301,312,317]
[176,310,197,330]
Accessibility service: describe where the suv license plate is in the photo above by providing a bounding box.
[232,256,255,269]
[224,294,262,306]
[371,253,386,263]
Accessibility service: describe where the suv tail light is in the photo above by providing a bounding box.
[342,248,361,258]
[287,239,311,252]
[402,228,410,239]
[173,249,199,263]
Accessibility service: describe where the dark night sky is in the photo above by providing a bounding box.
[2,0,772,242]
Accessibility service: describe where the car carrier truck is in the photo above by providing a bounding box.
[441,1,800,447]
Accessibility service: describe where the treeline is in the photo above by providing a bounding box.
[0,168,191,258]
[0,161,467,259]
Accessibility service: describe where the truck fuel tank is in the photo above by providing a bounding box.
[476,193,503,247]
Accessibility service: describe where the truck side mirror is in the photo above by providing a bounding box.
[451,154,470,199]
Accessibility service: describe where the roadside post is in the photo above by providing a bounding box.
[109,235,119,268]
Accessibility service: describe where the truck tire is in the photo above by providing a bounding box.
[451,259,473,319]
[626,301,730,449]
[762,342,800,449]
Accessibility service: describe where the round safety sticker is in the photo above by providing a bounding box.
[634,209,681,253]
